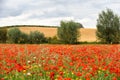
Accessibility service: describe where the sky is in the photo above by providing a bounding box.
[0,0,120,28]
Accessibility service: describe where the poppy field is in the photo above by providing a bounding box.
[0,44,120,80]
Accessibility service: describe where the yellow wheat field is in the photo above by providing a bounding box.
[15,27,97,42]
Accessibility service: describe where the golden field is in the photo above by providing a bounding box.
[17,27,97,42]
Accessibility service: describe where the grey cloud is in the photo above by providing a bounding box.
[0,0,4,12]
[0,0,80,18]
[0,0,120,28]
[0,0,3,6]
[0,0,54,18]
[0,7,24,18]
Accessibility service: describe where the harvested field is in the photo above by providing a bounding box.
[11,27,97,42]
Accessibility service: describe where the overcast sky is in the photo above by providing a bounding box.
[0,0,120,28]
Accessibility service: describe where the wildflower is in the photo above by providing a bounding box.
[38,64,42,67]
[50,72,55,80]
[98,70,101,74]
[104,74,108,77]
[64,78,72,80]
[23,70,26,73]
[85,73,90,80]
[86,77,90,80]
[76,72,82,76]
[33,56,36,59]
[33,65,38,68]
[15,63,25,72]
[0,78,5,80]
[57,76,63,80]
[112,77,117,80]
[27,72,32,76]
[69,62,74,66]
[39,73,43,76]
[27,61,31,64]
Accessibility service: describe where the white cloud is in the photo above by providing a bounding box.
[0,0,120,28]
[0,12,74,26]
[3,0,31,9]
[76,18,96,28]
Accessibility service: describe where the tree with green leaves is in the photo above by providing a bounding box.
[76,22,84,28]
[0,28,7,43]
[7,27,29,43]
[96,9,120,44]
[19,32,28,44]
[57,21,80,44]
[28,31,46,44]
[7,28,21,43]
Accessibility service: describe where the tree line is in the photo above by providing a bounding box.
[0,8,120,44]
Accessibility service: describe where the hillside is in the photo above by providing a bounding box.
[16,26,97,42]
[0,25,97,42]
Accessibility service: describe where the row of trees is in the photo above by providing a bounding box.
[0,21,83,44]
[6,21,81,44]
[0,8,120,44]
[58,9,120,44]
[4,28,46,44]
[58,8,120,44]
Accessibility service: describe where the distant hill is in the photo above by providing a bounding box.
[1,25,97,42]
[0,25,58,28]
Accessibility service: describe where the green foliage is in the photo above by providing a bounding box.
[7,28,29,44]
[76,22,84,28]
[7,28,22,43]
[78,41,105,44]
[7,28,47,44]
[46,36,62,44]
[96,9,120,44]
[57,21,80,44]
[19,32,28,44]
[0,28,7,43]
[28,31,46,44]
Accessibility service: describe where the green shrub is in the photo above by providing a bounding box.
[46,36,62,44]
[0,28,7,43]
[28,31,46,44]
[7,28,21,43]
[78,41,104,44]
[7,28,29,44]
[19,32,28,44]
